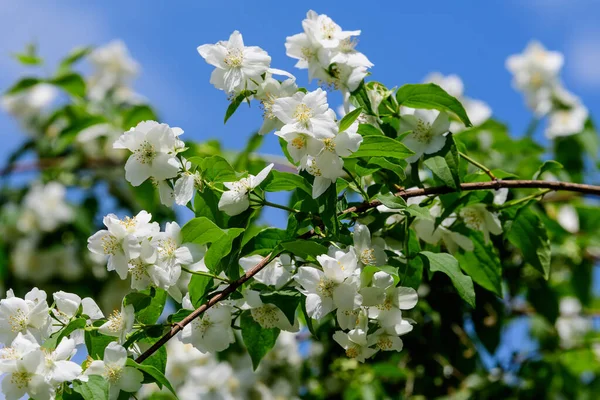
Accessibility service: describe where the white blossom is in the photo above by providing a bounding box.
[0,349,53,400]
[400,108,450,163]
[85,342,144,400]
[367,327,405,352]
[255,70,298,135]
[0,288,51,345]
[546,105,588,139]
[180,294,235,353]
[197,30,271,96]
[555,297,590,349]
[332,330,377,363]
[353,223,387,267]
[114,120,184,186]
[218,163,274,216]
[1,84,57,121]
[239,254,295,289]
[98,303,135,343]
[557,204,579,234]
[18,182,74,233]
[242,290,298,332]
[88,40,139,101]
[459,204,502,243]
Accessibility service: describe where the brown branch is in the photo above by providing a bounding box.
[135,178,600,363]
[340,180,600,215]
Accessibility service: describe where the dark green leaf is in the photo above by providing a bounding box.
[5,77,41,95]
[455,230,502,296]
[188,275,213,307]
[122,105,159,130]
[281,240,328,262]
[224,90,253,123]
[419,251,475,307]
[260,290,301,325]
[204,228,245,271]
[50,73,86,97]
[240,311,280,370]
[126,359,178,397]
[507,208,551,279]
[262,170,312,195]
[532,160,563,180]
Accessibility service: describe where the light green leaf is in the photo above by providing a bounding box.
[357,123,384,136]
[532,160,563,180]
[396,83,472,127]
[50,73,86,97]
[419,251,475,307]
[72,376,109,400]
[188,275,213,307]
[348,136,414,160]
[224,90,253,123]
[188,155,237,183]
[281,240,328,262]
[424,156,458,189]
[5,77,41,95]
[376,193,407,209]
[122,105,158,130]
[240,311,280,370]
[455,231,502,296]
[204,228,245,271]
[339,107,363,132]
[404,204,432,220]
[181,217,227,245]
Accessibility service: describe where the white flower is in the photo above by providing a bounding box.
[332,330,377,363]
[85,342,144,400]
[52,291,103,345]
[239,254,295,289]
[127,240,163,291]
[153,222,205,268]
[180,295,235,353]
[302,10,361,49]
[285,31,325,81]
[353,223,387,267]
[367,327,405,352]
[242,290,298,332]
[336,307,368,331]
[413,218,474,254]
[459,204,502,243]
[546,105,588,139]
[557,204,579,233]
[272,88,338,138]
[178,361,237,400]
[506,41,563,94]
[197,30,271,96]
[400,108,450,163]
[88,211,159,279]
[98,303,135,343]
[1,83,57,120]
[19,182,74,232]
[360,272,418,334]
[1,349,53,400]
[0,333,39,372]
[555,297,590,349]
[0,288,51,344]
[113,120,183,186]
[218,163,274,216]
[173,171,202,206]
[255,70,298,135]
[42,337,84,385]
[89,40,139,88]
[294,250,362,319]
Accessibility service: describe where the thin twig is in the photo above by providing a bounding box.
[458,151,497,181]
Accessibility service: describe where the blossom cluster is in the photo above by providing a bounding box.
[0,287,145,400]
[506,41,588,138]
[88,210,204,301]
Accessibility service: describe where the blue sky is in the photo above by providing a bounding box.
[1,0,600,164]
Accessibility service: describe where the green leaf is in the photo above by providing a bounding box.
[404,204,432,220]
[126,359,178,397]
[367,157,407,179]
[204,228,245,272]
[85,321,114,359]
[59,46,92,69]
[167,309,192,324]
[13,53,43,65]
[532,160,563,180]
[123,292,151,312]
[42,318,86,350]
[50,73,86,97]
[122,105,159,130]
[419,251,475,307]
[376,193,407,209]
[242,228,287,254]
[188,155,237,183]
[72,376,109,400]
[188,275,213,307]
[358,123,384,136]
[396,83,472,127]
[134,289,167,325]
[240,311,280,370]
[5,77,41,95]
[455,231,502,296]
[260,290,301,325]
[281,240,328,262]
[339,107,363,132]
[348,136,414,160]
[507,208,551,279]
[262,170,312,195]
[181,217,227,244]
[424,156,458,189]
[224,90,253,123]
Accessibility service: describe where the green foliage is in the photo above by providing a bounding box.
[395,83,472,126]
[507,207,552,279]
[240,311,280,370]
[348,136,414,159]
[419,251,476,307]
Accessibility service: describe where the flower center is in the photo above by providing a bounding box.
[0,347,18,360]
[376,336,393,350]
[377,295,393,311]
[224,48,244,68]
[294,103,313,126]
[413,119,433,143]
[530,71,544,89]
[101,234,120,255]
[340,38,358,53]
[134,140,156,164]
[107,310,124,333]
[461,209,484,230]
[305,158,322,177]
[195,316,213,336]
[301,47,315,61]
[260,94,277,120]
[291,136,306,150]
[158,238,178,258]
[317,278,336,298]
[345,346,360,359]
[8,309,28,333]
[106,366,123,383]
[250,305,280,329]
[119,216,137,230]
[129,259,149,281]
[323,138,335,153]
[321,22,337,39]
[10,371,31,389]
[360,248,376,265]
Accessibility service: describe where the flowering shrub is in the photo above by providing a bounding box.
[1,9,600,400]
